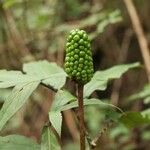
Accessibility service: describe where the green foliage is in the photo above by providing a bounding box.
[123,83,150,131]
[0,81,40,131]
[49,89,122,141]
[85,106,104,134]
[56,9,122,40]
[49,90,76,135]
[41,124,61,150]
[64,0,82,18]
[58,98,122,112]
[119,112,150,128]
[0,70,35,88]
[142,131,150,140]
[23,60,67,90]
[0,89,11,102]
[2,0,23,9]
[0,60,143,149]
[88,9,122,39]
[84,62,140,97]
[129,84,150,104]
[27,6,51,30]
[110,124,129,139]
[0,60,67,131]
[50,90,76,112]
[63,143,79,150]
[142,108,150,119]
[0,0,149,149]
[64,29,94,84]
[0,135,40,150]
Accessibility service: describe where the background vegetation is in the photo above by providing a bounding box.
[0,0,150,149]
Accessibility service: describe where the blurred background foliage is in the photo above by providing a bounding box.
[0,0,150,149]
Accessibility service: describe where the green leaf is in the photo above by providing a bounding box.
[49,90,122,137]
[142,131,150,140]
[3,0,22,9]
[49,112,62,136]
[85,106,104,133]
[0,134,40,150]
[141,108,150,119]
[84,62,140,97]
[144,96,150,104]
[0,70,37,88]
[23,60,67,90]
[129,84,150,101]
[49,90,76,135]
[51,90,76,111]
[0,81,40,131]
[119,112,150,128]
[0,60,67,131]
[59,98,123,113]
[41,124,61,150]
[0,89,11,102]
[110,124,129,139]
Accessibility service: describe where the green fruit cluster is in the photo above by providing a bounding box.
[64,29,94,84]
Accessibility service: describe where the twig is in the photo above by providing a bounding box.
[91,120,113,149]
[124,0,150,82]
[77,84,85,150]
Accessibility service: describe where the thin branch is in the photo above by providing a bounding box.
[124,0,150,82]
[77,84,85,150]
[91,120,113,149]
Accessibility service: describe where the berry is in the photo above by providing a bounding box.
[64,29,94,84]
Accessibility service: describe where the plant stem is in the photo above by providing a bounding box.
[77,83,85,150]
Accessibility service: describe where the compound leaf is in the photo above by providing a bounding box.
[0,134,40,150]
[41,124,61,150]
[0,81,40,131]
[84,62,140,97]
[119,112,150,128]
[23,60,67,90]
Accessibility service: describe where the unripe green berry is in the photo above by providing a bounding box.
[64,29,94,84]
[75,49,80,54]
[69,62,74,66]
[74,61,78,65]
[66,42,71,48]
[70,57,74,62]
[70,51,75,56]
[65,57,69,61]
[76,72,80,76]
[79,58,84,63]
[74,54,78,59]
[79,39,84,45]
[74,35,80,41]
[77,67,82,72]
[65,68,70,74]
[83,34,88,40]
[78,63,83,68]
[72,70,77,75]
[79,51,85,57]
[70,30,76,36]
[79,46,84,50]
[74,43,78,48]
